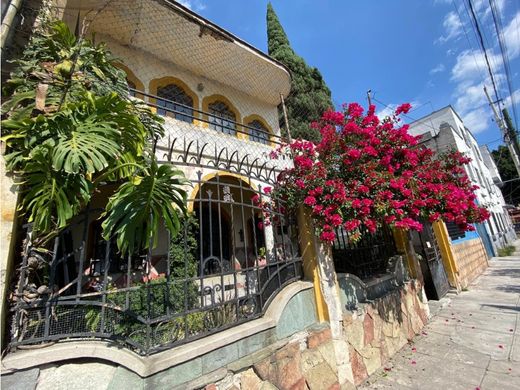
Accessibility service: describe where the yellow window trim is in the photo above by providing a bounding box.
[148,76,200,123]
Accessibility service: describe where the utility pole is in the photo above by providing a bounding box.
[366,89,372,106]
[484,86,520,177]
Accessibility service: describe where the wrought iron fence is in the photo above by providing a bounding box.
[9,171,302,354]
[332,224,398,280]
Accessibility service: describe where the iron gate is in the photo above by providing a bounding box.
[412,223,450,300]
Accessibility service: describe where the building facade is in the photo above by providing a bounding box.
[409,105,516,258]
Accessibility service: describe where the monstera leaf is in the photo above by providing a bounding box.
[19,146,91,235]
[101,162,188,255]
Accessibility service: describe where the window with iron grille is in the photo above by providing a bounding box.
[208,101,236,135]
[248,119,269,144]
[445,221,466,241]
[157,84,194,123]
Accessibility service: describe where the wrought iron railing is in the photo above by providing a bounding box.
[8,175,302,354]
[332,224,398,280]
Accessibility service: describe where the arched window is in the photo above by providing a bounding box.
[208,101,236,136]
[157,84,194,123]
[247,119,269,144]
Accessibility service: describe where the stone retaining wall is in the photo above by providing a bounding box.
[452,238,488,288]
[2,280,431,390]
[341,281,429,385]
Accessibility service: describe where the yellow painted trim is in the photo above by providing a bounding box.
[243,114,276,147]
[201,94,242,136]
[114,63,145,100]
[297,206,329,322]
[392,228,419,279]
[187,171,258,213]
[148,76,200,121]
[432,220,460,290]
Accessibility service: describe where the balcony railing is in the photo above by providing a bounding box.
[131,88,286,146]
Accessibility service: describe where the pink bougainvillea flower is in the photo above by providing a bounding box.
[268,101,489,246]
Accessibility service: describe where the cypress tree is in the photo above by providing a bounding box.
[267,3,333,142]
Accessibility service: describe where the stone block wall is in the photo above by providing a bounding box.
[1,279,431,390]
[207,326,341,390]
[341,281,429,385]
[452,238,488,288]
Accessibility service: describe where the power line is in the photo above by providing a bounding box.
[452,0,489,84]
[489,0,519,131]
[465,0,502,107]
[371,96,439,133]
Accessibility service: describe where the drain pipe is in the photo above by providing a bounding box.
[1,0,23,52]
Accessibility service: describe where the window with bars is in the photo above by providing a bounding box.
[157,84,194,123]
[445,221,466,241]
[248,119,269,144]
[208,101,236,135]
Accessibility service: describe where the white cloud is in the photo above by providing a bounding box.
[376,104,396,120]
[451,49,502,82]
[461,107,491,134]
[449,49,506,135]
[503,89,520,110]
[429,63,446,75]
[435,11,463,44]
[503,11,520,59]
[177,0,206,11]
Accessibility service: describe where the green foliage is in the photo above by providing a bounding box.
[101,162,187,255]
[1,20,187,253]
[266,3,333,142]
[169,213,199,278]
[491,146,520,206]
[498,245,515,257]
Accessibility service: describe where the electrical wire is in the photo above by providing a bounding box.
[465,0,502,108]
[489,0,519,132]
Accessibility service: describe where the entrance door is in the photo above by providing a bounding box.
[412,224,450,300]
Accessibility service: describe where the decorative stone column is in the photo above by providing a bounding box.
[296,206,356,388]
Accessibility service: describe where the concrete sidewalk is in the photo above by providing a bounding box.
[359,249,520,389]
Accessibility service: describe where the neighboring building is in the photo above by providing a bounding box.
[409,105,516,260]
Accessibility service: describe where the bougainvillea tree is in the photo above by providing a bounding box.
[268,102,489,244]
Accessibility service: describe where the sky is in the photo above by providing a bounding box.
[178,0,520,150]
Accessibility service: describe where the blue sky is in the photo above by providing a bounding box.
[179,0,520,150]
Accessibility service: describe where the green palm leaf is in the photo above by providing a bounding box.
[101,163,188,255]
[19,146,91,234]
